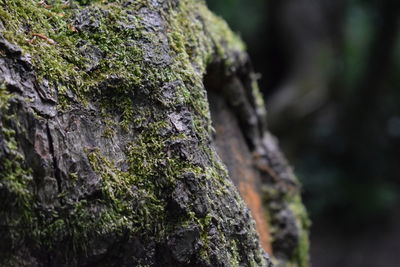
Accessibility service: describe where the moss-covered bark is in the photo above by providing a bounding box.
[0,0,308,266]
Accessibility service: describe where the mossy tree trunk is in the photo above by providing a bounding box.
[0,1,308,266]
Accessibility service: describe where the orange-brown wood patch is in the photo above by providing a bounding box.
[238,181,272,253]
[209,92,272,254]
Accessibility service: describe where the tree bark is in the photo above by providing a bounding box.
[0,0,308,266]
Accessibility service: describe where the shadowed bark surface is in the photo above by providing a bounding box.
[0,0,308,266]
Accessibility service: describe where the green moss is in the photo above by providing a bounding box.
[229,239,240,267]
[267,190,310,266]
[86,147,166,235]
[0,82,10,109]
[288,194,311,267]
[0,0,270,264]
[0,0,144,125]
[261,172,310,266]
[0,86,36,259]
[0,0,246,135]
[85,119,207,240]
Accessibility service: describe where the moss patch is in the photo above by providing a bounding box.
[0,0,270,265]
[0,84,36,263]
[288,194,311,267]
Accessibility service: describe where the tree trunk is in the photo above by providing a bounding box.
[0,1,308,266]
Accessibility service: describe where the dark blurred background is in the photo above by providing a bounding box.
[206,0,400,266]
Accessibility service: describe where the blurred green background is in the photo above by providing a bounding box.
[206,0,400,266]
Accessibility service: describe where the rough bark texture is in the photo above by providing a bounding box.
[0,0,308,266]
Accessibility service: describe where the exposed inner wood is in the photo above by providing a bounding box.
[209,90,272,254]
